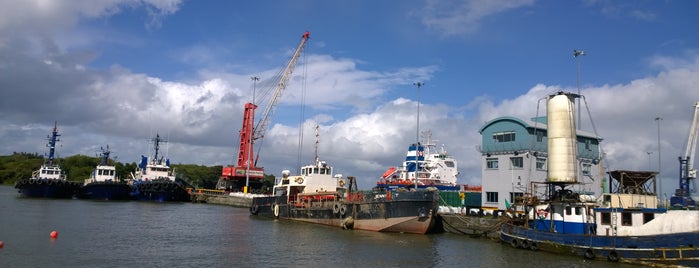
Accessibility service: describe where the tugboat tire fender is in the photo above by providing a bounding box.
[529,242,538,251]
[333,203,341,214]
[250,205,259,215]
[339,205,347,216]
[510,238,520,248]
[273,203,280,218]
[584,248,595,259]
[607,250,619,262]
[520,239,529,249]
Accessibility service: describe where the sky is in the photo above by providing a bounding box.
[1,0,698,195]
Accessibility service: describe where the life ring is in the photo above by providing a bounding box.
[607,250,619,262]
[584,248,595,259]
[510,238,520,248]
[339,205,347,216]
[338,180,346,187]
[295,177,304,184]
[529,242,538,251]
[273,203,280,218]
[536,209,548,219]
[333,203,341,214]
[250,205,259,215]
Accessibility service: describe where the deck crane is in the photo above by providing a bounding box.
[671,101,699,208]
[217,31,310,193]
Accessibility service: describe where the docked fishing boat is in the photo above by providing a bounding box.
[377,130,461,191]
[129,134,190,202]
[14,122,81,198]
[77,146,132,200]
[250,128,440,234]
[500,92,699,266]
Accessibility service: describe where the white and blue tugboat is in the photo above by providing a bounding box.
[77,146,132,200]
[129,134,190,202]
[500,92,699,267]
[14,122,81,198]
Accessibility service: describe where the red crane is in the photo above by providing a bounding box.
[218,31,310,192]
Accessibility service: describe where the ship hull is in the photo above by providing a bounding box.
[131,180,190,202]
[501,223,699,266]
[78,182,133,200]
[14,179,80,199]
[251,190,440,234]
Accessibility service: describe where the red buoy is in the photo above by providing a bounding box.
[0,240,4,248]
[50,231,58,239]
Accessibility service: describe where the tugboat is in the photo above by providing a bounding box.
[14,122,81,198]
[499,92,699,266]
[250,126,440,234]
[77,146,132,200]
[129,134,190,202]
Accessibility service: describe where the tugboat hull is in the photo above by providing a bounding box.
[15,179,80,199]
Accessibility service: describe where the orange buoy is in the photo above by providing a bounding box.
[50,230,58,239]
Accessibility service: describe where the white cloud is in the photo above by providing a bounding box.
[417,0,535,36]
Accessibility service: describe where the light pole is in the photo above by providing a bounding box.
[574,50,586,130]
[647,151,653,170]
[655,117,662,199]
[246,76,259,193]
[413,82,424,190]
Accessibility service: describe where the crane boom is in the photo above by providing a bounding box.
[253,31,310,141]
[683,102,699,172]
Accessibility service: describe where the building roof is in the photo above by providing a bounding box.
[479,116,601,139]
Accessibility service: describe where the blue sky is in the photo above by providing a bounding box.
[1,0,698,195]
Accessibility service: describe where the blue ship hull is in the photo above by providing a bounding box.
[131,180,190,202]
[14,179,80,199]
[78,182,133,200]
[377,183,460,191]
[501,223,699,266]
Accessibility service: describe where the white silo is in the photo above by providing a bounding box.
[547,92,578,183]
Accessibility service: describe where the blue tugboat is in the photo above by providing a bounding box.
[499,92,699,266]
[14,122,81,198]
[77,146,132,200]
[129,134,190,202]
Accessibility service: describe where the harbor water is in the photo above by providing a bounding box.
[0,186,637,268]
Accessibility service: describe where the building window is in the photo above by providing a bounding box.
[536,130,544,142]
[536,158,546,170]
[493,132,516,143]
[509,192,523,204]
[486,158,498,169]
[582,163,591,176]
[601,212,611,225]
[486,192,498,203]
[622,212,632,226]
[643,213,654,224]
[510,157,523,169]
